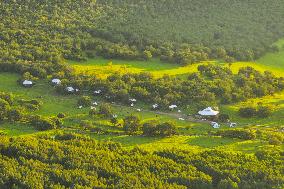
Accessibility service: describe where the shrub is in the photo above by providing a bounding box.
[257,106,273,118]
[110,117,119,126]
[80,120,93,130]
[0,92,14,105]
[268,133,283,145]
[123,115,141,135]
[218,114,230,122]
[217,179,239,189]
[143,120,177,137]
[24,104,41,111]
[29,116,58,131]
[0,99,10,121]
[90,127,105,134]
[77,96,92,107]
[7,109,22,122]
[57,113,66,119]
[18,99,41,110]
[142,120,160,136]
[98,103,113,118]
[239,107,257,118]
[156,122,177,137]
[269,137,282,145]
[89,109,97,117]
[216,129,256,140]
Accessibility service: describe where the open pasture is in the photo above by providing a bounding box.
[70,53,284,79]
[1,72,274,153]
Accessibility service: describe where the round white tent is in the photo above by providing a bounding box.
[22,80,33,87]
[66,86,75,93]
[198,107,219,116]
[52,78,61,85]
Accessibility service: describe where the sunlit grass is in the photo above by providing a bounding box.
[70,54,283,79]
[256,38,284,72]
[221,91,284,127]
[1,40,284,152]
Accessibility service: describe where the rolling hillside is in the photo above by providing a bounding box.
[0,1,283,188]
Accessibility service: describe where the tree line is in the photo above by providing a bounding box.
[1,0,284,73]
[0,133,282,188]
[56,65,284,110]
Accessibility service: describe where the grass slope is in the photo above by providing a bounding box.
[0,72,282,153]
[1,41,284,151]
[257,39,284,71]
[70,37,284,78]
[70,57,206,78]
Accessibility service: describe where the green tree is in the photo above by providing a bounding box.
[77,96,92,107]
[98,103,113,118]
[123,115,141,134]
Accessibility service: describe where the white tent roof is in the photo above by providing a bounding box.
[169,105,177,109]
[52,78,61,84]
[23,80,33,85]
[94,90,102,94]
[66,87,75,92]
[152,104,159,108]
[198,107,219,116]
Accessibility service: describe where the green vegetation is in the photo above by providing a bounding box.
[2,0,284,73]
[0,0,284,188]
[257,38,284,71]
[96,0,284,59]
[0,134,282,188]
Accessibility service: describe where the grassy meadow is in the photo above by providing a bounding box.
[70,39,284,78]
[70,52,284,79]
[1,39,283,153]
[0,70,282,153]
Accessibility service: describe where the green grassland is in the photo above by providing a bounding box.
[70,38,284,78]
[0,70,282,153]
[257,47,284,72]
[70,57,205,78]
[1,40,284,153]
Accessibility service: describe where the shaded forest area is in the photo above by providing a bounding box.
[1,0,284,68]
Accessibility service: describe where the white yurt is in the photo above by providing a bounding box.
[198,107,219,116]
[22,80,33,87]
[52,78,61,85]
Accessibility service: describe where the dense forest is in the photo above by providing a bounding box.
[1,0,284,69]
[96,0,284,50]
[0,133,283,189]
